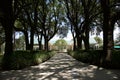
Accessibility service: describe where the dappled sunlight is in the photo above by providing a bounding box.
[0,53,119,80]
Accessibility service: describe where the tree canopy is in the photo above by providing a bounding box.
[54,39,67,51]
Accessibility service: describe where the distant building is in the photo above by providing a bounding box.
[90,43,101,50]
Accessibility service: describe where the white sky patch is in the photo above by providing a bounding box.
[114,27,120,40]
[49,35,60,44]
[64,31,73,44]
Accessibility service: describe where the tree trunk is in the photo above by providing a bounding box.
[44,36,49,51]
[101,0,112,62]
[0,0,14,70]
[1,0,13,55]
[38,34,42,50]
[76,32,82,50]
[71,27,77,51]
[106,18,115,61]
[30,29,34,51]
[84,25,90,50]
[24,31,30,50]
[81,0,90,50]
[38,40,42,50]
[73,35,77,51]
[4,22,13,55]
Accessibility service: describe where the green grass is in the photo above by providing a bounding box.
[1,50,56,70]
[68,50,120,69]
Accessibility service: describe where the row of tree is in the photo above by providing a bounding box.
[13,0,64,51]
[62,0,120,61]
[0,0,66,54]
[0,0,120,61]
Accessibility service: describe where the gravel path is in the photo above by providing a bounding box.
[0,53,119,80]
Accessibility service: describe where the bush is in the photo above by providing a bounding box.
[1,50,56,70]
[32,51,51,65]
[68,50,120,69]
[68,50,90,62]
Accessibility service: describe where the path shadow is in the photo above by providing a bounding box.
[0,53,119,80]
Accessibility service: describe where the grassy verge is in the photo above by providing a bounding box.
[68,50,120,69]
[1,50,56,70]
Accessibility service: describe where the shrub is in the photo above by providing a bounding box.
[1,50,56,70]
[68,50,120,69]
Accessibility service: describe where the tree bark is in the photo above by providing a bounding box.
[0,0,14,70]
[75,27,82,50]
[1,0,13,55]
[24,31,30,50]
[100,0,113,61]
[71,25,77,51]
[30,29,34,51]
[76,35,82,50]
[3,21,13,55]
[44,36,49,51]
[83,23,90,50]
[106,14,117,61]
[38,34,42,50]
[81,0,91,50]
[72,33,77,51]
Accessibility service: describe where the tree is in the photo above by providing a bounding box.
[100,0,120,61]
[14,19,30,50]
[37,0,64,51]
[0,0,30,54]
[54,39,67,51]
[14,35,25,50]
[13,0,64,51]
[80,0,102,50]
[94,36,103,45]
[0,0,14,70]
[14,0,40,51]
[63,0,101,50]
[0,0,13,56]
[57,25,69,38]
[63,0,83,50]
